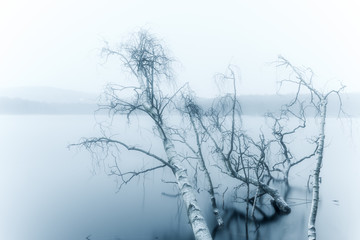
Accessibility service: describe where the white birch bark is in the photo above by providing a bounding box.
[235,170,291,214]
[103,32,213,239]
[189,116,224,227]
[308,100,327,240]
[138,74,212,238]
[146,104,213,240]
[162,135,213,240]
[201,118,291,214]
[214,149,291,214]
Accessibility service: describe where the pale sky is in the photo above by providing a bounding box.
[0,0,360,97]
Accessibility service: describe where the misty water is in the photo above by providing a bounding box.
[0,115,359,240]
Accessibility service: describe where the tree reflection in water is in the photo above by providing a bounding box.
[212,181,309,240]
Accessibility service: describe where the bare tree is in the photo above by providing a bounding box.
[190,66,291,214]
[265,103,319,182]
[71,30,212,240]
[169,94,224,227]
[277,56,345,240]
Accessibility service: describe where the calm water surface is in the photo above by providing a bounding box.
[0,115,358,240]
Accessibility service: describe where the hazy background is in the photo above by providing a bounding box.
[1,1,360,240]
[1,0,360,98]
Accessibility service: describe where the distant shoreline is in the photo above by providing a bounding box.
[0,93,359,116]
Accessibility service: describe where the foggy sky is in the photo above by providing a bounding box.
[1,0,359,97]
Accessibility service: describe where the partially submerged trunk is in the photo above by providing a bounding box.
[218,138,291,214]
[150,106,212,240]
[233,170,291,214]
[139,77,212,238]
[135,53,213,238]
[308,100,327,240]
[197,150,224,227]
[199,114,291,215]
[189,115,224,227]
[161,133,213,240]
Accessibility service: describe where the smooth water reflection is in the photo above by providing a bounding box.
[0,115,358,239]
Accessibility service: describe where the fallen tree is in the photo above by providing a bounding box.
[188,66,291,215]
[71,30,212,240]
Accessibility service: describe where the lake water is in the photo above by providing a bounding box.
[0,115,359,240]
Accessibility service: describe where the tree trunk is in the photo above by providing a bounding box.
[225,158,291,214]
[150,107,212,239]
[162,136,213,240]
[138,71,212,239]
[246,175,291,214]
[308,100,327,240]
[190,116,224,227]
[198,149,223,227]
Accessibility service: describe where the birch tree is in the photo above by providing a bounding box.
[190,66,291,214]
[71,30,212,240]
[277,56,345,240]
[170,95,224,227]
